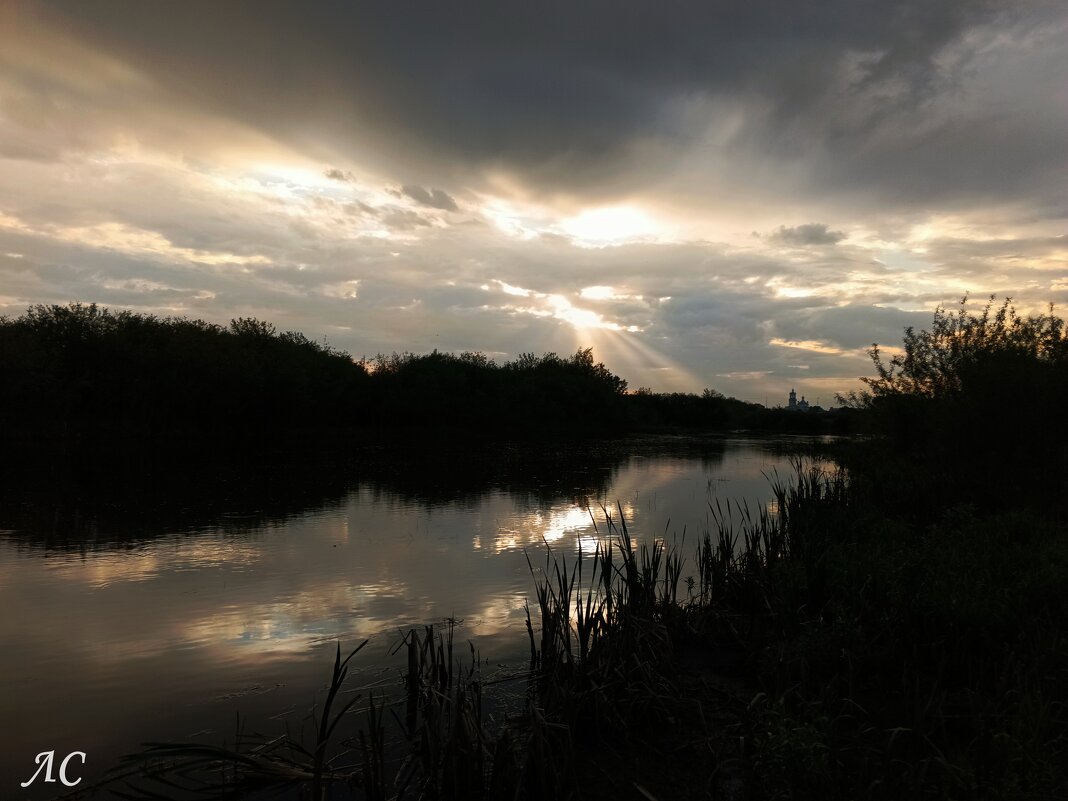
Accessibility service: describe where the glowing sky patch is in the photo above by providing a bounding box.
[0,213,273,267]
[580,285,642,301]
[546,294,643,332]
[496,280,532,297]
[488,281,644,334]
[768,338,851,356]
[558,206,661,246]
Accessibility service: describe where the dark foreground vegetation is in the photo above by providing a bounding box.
[81,297,1067,800]
[0,303,848,442]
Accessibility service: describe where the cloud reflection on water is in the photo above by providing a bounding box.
[0,437,808,791]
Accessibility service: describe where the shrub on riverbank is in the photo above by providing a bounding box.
[841,295,1068,515]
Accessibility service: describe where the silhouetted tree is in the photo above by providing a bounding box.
[842,296,1068,513]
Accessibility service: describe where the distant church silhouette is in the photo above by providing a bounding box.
[787,388,809,411]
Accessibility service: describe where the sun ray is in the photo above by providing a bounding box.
[575,326,705,392]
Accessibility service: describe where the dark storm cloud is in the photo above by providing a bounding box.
[400,186,458,212]
[772,305,934,351]
[32,0,1061,206]
[769,224,846,246]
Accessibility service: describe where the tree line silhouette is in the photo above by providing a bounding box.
[1,304,366,441]
[2,303,836,443]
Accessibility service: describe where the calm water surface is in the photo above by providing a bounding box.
[0,436,818,793]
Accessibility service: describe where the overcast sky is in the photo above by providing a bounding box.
[1,1,1065,402]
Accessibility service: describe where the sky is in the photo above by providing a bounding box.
[0,1,1065,403]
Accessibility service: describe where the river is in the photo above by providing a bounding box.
[0,434,825,795]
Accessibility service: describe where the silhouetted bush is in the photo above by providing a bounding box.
[502,348,629,431]
[0,303,370,441]
[841,295,1068,514]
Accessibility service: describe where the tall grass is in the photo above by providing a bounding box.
[524,507,683,738]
